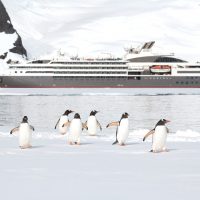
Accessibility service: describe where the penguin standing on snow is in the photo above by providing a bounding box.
[62,113,87,145]
[55,110,74,135]
[143,119,170,153]
[10,116,35,149]
[106,112,129,146]
[85,110,102,136]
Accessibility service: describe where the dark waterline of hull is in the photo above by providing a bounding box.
[0,76,200,88]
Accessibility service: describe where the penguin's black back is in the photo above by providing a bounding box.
[74,113,81,119]
[90,110,98,116]
[63,110,73,116]
[155,119,168,127]
[22,116,28,123]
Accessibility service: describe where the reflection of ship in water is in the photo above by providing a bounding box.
[1,41,200,88]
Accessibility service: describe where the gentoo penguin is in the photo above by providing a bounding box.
[55,110,74,135]
[85,110,102,136]
[143,119,170,153]
[10,116,35,149]
[106,112,129,145]
[62,113,87,145]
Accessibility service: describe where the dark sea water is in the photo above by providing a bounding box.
[0,92,200,134]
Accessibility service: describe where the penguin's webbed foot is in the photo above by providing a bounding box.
[162,148,169,152]
[20,145,32,149]
[68,141,73,145]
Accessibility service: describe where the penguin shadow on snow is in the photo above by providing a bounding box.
[29,145,45,149]
[67,142,94,146]
[149,148,179,153]
[125,142,141,146]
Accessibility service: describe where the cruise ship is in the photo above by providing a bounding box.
[0,41,200,88]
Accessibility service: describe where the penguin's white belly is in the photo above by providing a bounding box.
[117,119,129,144]
[87,117,97,135]
[152,126,168,152]
[69,119,82,142]
[19,124,32,147]
[58,116,69,134]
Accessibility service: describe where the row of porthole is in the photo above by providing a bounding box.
[11,67,127,69]
[53,78,127,80]
[176,81,199,84]
[185,77,199,79]
[15,71,23,73]
[144,77,173,80]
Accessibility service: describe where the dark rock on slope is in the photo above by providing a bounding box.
[0,0,27,58]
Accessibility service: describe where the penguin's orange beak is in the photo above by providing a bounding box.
[165,120,170,123]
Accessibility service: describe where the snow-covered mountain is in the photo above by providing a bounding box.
[1,0,200,61]
[0,0,27,62]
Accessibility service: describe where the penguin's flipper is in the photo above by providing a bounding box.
[167,127,169,133]
[97,120,102,131]
[82,122,88,130]
[106,121,119,128]
[112,140,118,145]
[143,129,155,141]
[62,121,71,127]
[10,127,19,134]
[55,118,60,129]
[30,125,35,131]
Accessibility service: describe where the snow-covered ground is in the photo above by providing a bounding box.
[0,131,200,200]
[0,32,17,55]
[3,0,200,61]
[0,93,200,199]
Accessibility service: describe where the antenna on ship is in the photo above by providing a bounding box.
[57,49,66,57]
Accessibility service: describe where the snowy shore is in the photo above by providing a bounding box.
[0,131,200,200]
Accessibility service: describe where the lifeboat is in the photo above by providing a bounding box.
[150,65,171,73]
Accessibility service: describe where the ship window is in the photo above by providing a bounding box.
[178,71,200,73]
[15,71,17,73]
[186,65,200,68]
[129,56,186,63]
[128,72,141,75]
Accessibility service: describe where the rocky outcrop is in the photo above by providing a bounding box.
[0,0,27,58]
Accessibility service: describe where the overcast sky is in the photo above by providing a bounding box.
[3,0,200,60]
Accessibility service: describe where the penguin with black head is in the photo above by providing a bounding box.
[62,113,87,145]
[10,116,35,149]
[55,110,74,134]
[85,110,102,136]
[106,112,129,146]
[143,119,170,153]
